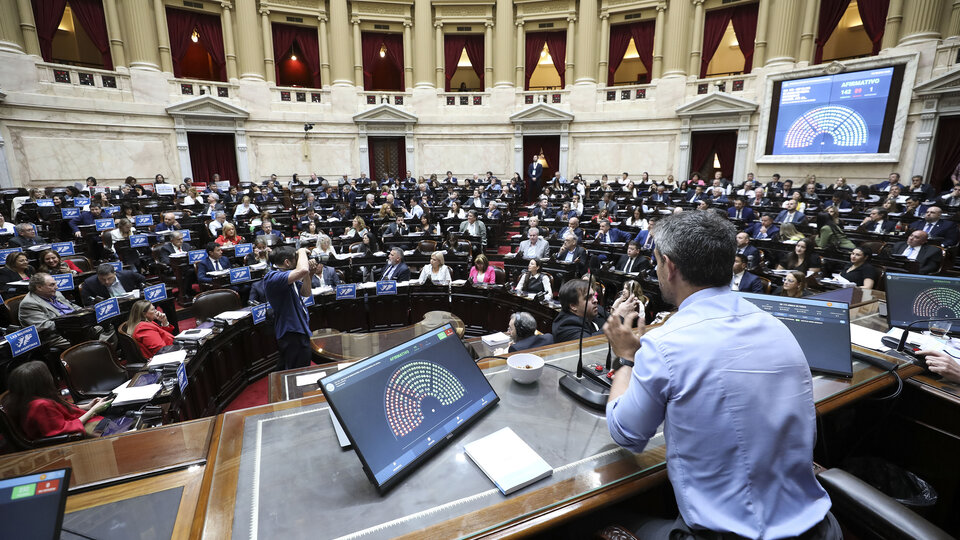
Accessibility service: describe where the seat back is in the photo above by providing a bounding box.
[756,276,773,294]
[64,255,92,272]
[456,240,473,258]
[417,239,437,254]
[493,266,506,285]
[60,341,127,400]
[192,289,241,322]
[0,391,84,451]
[4,294,25,325]
[117,322,147,366]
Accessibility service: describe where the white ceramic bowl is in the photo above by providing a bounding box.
[507,353,545,384]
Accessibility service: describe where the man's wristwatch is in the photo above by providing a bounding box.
[617,357,634,368]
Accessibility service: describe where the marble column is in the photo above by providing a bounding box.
[15,0,40,56]
[434,22,444,89]
[688,0,705,77]
[881,0,904,50]
[752,0,769,69]
[564,17,576,87]
[413,0,433,88]
[765,0,802,67]
[798,0,818,63]
[102,0,125,68]
[949,0,960,38]
[402,22,413,90]
[318,16,330,86]
[261,9,275,83]
[234,0,264,80]
[328,0,352,86]
[597,13,610,85]
[574,0,597,84]
[220,2,237,80]
[122,0,160,71]
[484,21,493,89]
[151,0,170,72]
[661,0,692,77]
[493,0,514,87]
[353,19,363,87]
[0,132,13,188]
[651,2,666,79]
[898,0,942,46]
[515,21,525,87]
[0,0,24,54]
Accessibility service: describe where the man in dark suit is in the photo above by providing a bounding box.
[377,247,411,281]
[527,154,543,190]
[552,279,608,343]
[507,311,553,353]
[872,172,903,192]
[555,217,584,242]
[686,186,706,204]
[158,231,194,265]
[891,230,943,275]
[765,173,783,192]
[910,206,959,247]
[81,263,147,306]
[745,215,779,240]
[634,228,656,252]
[857,208,897,234]
[735,232,760,268]
[484,201,501,220]
[775,200,805,224]
[909,174,936,201]
[383,215,409,238]
[68,204,104,237]
[727,198,756,222]
[595,220,632,244]
[554,233,586,268]
[10,222,46,248]
[154,212,181,233]
[310,259,340,288]
[732,254,764,293]
[615,241,650,274]
[197,242,232,285]
[747,187,770,207]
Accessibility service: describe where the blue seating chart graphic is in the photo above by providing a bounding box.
[911,287,960,319]
[383,361,465,439]
[782,106,869,149]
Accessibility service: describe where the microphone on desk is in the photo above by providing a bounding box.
[558,253,610,411]
[880,317,960,369]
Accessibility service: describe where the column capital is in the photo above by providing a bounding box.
[352,17,361,25]
[516,20,524,27]
[692,0,705,6]
[567,15,577,23]
[220,1,232,10]
[485,21,494,28]
[318,15,328,22]
[434,21,443,28]
[259,7,269,15]
[657,2,667,12]
[403,21,412,28]
[600,12,610,20]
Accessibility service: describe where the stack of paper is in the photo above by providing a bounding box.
[111,381,162,406]
[175,328,213,341]
[217,310,251,324]
[147,349,187,367]
[464,427,553,495]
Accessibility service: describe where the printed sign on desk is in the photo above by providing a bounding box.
[61,208,80,219]
[251,303,267,324]
[234,243,253,257]
[180,229,192,242]
[177,362,188,394]
[103,206,120,215]
[129,234,149,248]
[0,248,22,261]
[230,266,251,284]
[302,294,315,306]
[73,197,90,207]
[95,298,120,323]
[376,280,398,295]
[109,261,123,273]
[95,218,115,231]
[143,283,167,302]
[188,250,207,264]
[336,284,357,300]
[134,214,154,227]
[51,242,75,256]
[52,273,74,291]
[36,199,54,207]
[6,326,40,357]
[155,184,175,196]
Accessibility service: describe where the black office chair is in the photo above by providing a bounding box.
[192,289,241,322]
[60,341,128,401]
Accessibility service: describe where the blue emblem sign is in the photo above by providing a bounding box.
[177,362,188,394]
[180,229,192,242]
[109,261,123,273]
[103,206,121,215]
[230,266,251,284]
[95,218,115,231]
[51,242,75,256]
[6,326,41,357]
[95,298,121,323]
[134,214,154,227]
[73,197,90,207]
[143,283,167,302]
[376,280,398,295]
[251,303,267,324]
[302,294,315,306]
[188,250,207,264]
[234,243,253,257]
[61,208,80,219]
[36,199,54,207]
[336,284,357,300]
[129,234,149,248]
[0,248,22,261]
[52,273,74,291]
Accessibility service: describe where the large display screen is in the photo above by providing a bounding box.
[765,65,904,156]
[739,293,853,377]
[886,272,960,329]
[0,468,70,540]
[320,323,499,492]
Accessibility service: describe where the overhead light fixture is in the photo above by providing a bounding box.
[290,54,297,61]
[191,29,199,43]
[713,154,721,169]
[379,44,386,58]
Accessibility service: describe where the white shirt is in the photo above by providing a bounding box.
[902,245,920,260]
[731,271,745,290]
[418,264,451,284]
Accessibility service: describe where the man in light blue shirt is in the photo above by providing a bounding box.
[603,211,838,539]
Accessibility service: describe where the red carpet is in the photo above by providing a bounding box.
[224,375,270,412]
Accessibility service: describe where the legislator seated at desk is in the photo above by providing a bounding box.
[554,234,586,272]
[157,232,193,265]
[731,254,763,293]
[68,204,104,237]
[127,300,175,359]
[417,252,452,284]
[458,210,487,246]
[375,247,411,281]
[81,264,147,306]
[19,272,84,350]
[513,228,551,260]
[594,220,632,245]
[507,311,553,352]
[552,279,608,343]
[0,251,34,295]
[311,259,339,288]
[908,206,958,247]
[614,242,651,274]
[9,222,46,248]
[890,230,942,275]
[154,212,181,234]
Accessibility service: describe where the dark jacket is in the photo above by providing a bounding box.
[552,309,608,344]
[509,333,554,353]
[81,270,146,306]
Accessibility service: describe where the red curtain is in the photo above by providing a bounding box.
[361,33,381,89]
[524,33,546,89]
[713,131,737,180]
[690,132,718,176]
[272,23,321,88]
[463,35,484,88]
[730,4,758,74]
[814,0,851,64]
[700,9,734,78]
[857,0,889,55]
[30,0,68,62]
[188,133,238,186]
[166,8,193,76]
[443,34,466,91]
[691,131,737,180]
[607,24,633,86]
[194,12,225,81]
[382,33,404,88]
[166,8,226,80]
[931,116,960,192]
[64,0,113,69]
[629,21,655,75]
[544,32,566,88]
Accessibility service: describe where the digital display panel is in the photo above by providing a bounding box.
[885,272,960,329]
[765,65,904,156]
[0,468,70,540]
[320,323,499,492]
[739,293,852,377]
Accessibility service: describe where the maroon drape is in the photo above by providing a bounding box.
[382,33,404,87]
[193,12,225,80]
[443,34,466,91]
[700,9,734,78]
[166,8,225,80]
[64,0,113,69]
[931,116,960,192]
[815,0,851,64]
[730,4,758,74]
[607,24,633,86]
[857,0,889,55]
[362,33,403,89]
[463,35,484,88]
[544,33,566,88]
[188,133,238,186]
[272,23,321,88]
[31,0,68,62]
[524,33,546,89]
[166,8,194,76]
[690,132,718,175]
[713,132,737,180]
[630,21,655,75]
[690,131,736,180]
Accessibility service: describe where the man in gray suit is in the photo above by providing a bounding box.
[513,227,550,259]
[19,272,83,350]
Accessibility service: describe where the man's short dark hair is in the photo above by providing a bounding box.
[96,263,116,276]
[205,241,219,254]
[627,240,639,250]
[558,279,590,313]
[512,312,537,340]
[653,211,736,288]
[270,246,296,266]
[734,253,749,265]
[773,173,781,179]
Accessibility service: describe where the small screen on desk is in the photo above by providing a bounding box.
[739,293,852,377]
[320,323,499,492]
[0,468,70,540]
[886,272,960,329]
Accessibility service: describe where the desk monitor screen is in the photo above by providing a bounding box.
[739,293,853,377]
[320,323,499,492]
[886,272,960,329]
[0,468,70,540]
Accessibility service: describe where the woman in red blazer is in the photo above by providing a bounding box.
[2,361,108,439]
[127,300,175,359]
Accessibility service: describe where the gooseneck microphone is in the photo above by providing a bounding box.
[558,255,610,411]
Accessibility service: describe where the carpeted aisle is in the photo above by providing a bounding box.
[223,375,270,412]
